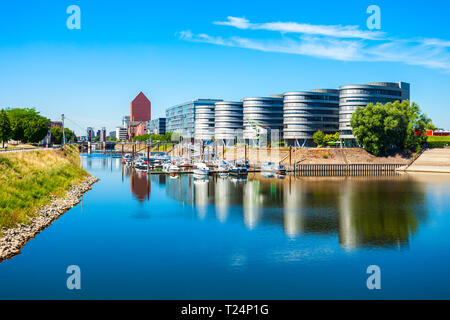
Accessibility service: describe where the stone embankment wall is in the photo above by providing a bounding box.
[0,176,98,262]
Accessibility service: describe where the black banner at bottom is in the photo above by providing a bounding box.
[0,300,448,318]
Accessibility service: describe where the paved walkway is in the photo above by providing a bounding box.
[0,147,57,154]
[406,148,450,173]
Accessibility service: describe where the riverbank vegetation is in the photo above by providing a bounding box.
[1,108,49,144]
[0,145,89,232]
[0,107,77,147]
[50,126,77,144]
[351,100,435,156]
[133,132,173,143]
[313,131,340,147]
[427,135,450,148]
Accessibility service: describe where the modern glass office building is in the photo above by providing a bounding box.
[195,103,216,141]
[283,89,339,146]
[166,99,222,141]
[164,81,411,146]
[147,118,166,135]
[242,96,284,145]
[339,82,410,143]
[214,101,244,145]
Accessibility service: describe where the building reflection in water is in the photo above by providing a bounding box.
[161,172,427,249]
[128,168,150,202]
[214,176,231,222]
[194,176,210,219]
[83,152,122,171]
[283,176,305,237]
[243,180,262,230]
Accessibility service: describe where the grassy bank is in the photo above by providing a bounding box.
[0,145,89,232]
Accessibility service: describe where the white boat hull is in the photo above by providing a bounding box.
[193,169,209,175]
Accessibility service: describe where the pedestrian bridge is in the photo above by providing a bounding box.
[77,141,117,151]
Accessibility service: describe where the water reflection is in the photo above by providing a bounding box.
[160,173,427,249]
[338,178,426,249]
[85,154,429,250]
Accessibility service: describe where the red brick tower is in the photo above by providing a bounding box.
[129,92,151,138]
[130,92,151,122]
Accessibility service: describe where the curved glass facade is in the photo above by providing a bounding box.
[339,82,410,139]
[214,101,243,142]
[166,99,222,141]
[194,103,216,141]
[283,89,339,144]
[242,97,284,141]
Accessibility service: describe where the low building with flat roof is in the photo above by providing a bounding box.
[116,126,127,141]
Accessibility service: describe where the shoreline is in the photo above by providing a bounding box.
[0,175,99,263]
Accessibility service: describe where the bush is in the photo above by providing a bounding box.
[313,130,325,146]
[427,141,449,148]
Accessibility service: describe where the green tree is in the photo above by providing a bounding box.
[7,109,26,142]
[0,109,12,148]
[163,132,171,142]
[64,128,77,143]
[323,134,333,144]
[313,130,325,146]
[332,132,340,142]
[6,108,50,143]
[133,134,151,142]
[351,100,433,156]
[323,132,340,146]
[50,127,63,144]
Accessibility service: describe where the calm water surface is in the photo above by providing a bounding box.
[1,153,450,299]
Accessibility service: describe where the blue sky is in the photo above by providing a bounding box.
[1,0,450,135]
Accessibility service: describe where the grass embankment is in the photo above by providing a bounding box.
[0,145,89,232]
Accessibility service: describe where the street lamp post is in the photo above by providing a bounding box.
[61,114,66,145]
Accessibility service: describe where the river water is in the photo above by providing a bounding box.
[1,153,450,299]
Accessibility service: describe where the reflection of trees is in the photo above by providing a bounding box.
[338,178,426,249]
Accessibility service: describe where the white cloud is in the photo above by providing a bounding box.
[421,38,450,48]
[179,17,450,72]
[214,16,252,30]
[178,31,364,61]
[214,16,385,40]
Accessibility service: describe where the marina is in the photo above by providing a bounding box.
[1,0,450,306]
[102,146,407,177]
[2,153,450,299]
